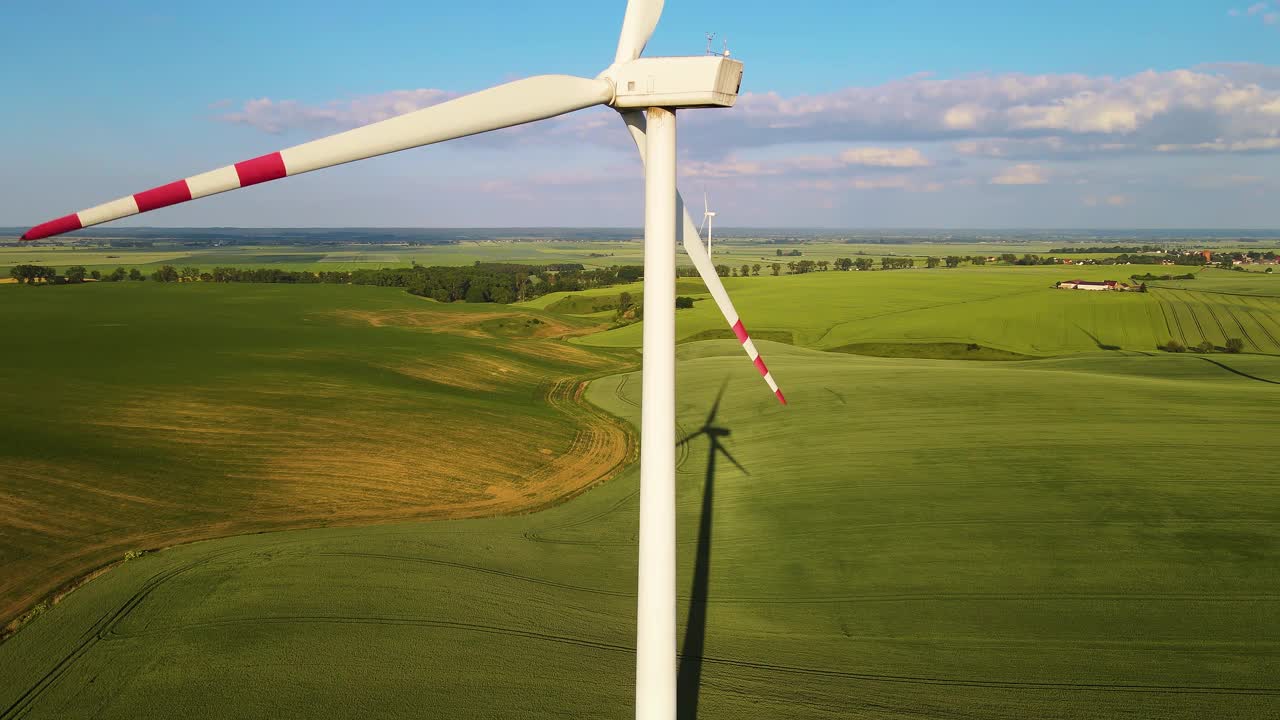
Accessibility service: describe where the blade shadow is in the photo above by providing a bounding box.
[677,381,746,720]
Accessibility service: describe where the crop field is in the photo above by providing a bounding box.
[8,240,1276,275]
[1,265,1277,719]
[563,266,1280,355]
[0,283,634,631]
[1,340,1277,718]
[0,242,652,273]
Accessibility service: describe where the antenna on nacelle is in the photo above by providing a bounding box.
[705,32,716,55]
[723,37,731,57]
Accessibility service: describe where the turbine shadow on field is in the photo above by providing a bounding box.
[676,382,748,720]
[1074,323,1121,351]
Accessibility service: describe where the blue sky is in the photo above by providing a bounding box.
[5,0,1280,228]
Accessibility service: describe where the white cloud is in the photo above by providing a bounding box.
[1190,174,1266,188]
[1082,194,1132,207]
[220,90,458,134]
[217,66,1280,165]
[1156,137,1280,152]
[683,146,930,178]
[990,164,1049,185]
[837,147,931,167]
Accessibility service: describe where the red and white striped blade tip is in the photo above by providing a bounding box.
[730,319,787,405]
[21,215,81,241]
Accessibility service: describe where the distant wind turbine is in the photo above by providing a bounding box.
[698,191,718,257]
[19,2,786,717]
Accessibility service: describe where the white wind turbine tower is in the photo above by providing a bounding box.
[700,190,718,257]
[20,2,787,717]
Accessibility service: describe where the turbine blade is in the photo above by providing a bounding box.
[716,443,750,476]
[676,428,709,448]
[614,0,665,64]
[707,379,728,425]
[621,112,788,405]
[21,75,613,240]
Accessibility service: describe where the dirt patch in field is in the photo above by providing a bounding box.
[330,308,511,337]
[383,353,544,392]
[329,305,610,343]
[0,360,636,633]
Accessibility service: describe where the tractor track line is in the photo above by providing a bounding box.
[1152,292,1186,345]
[88,614,1280,697]
[1177,295,1208,344]
[1241,296,1280,349]
[1218,299,1261,351]
[1193,292,1231,344]
[0,549,244,720]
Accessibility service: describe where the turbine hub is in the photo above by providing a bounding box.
[601,56,744,109]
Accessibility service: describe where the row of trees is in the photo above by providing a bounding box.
[9,265,60,284]
[1131,272,1196,282]
[128,262,661,304]
[1161,338,1246,354]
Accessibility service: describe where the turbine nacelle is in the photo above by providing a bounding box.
[602,56,744,109]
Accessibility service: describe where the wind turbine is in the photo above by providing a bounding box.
[19,2,786,717]
[699,191,718,257]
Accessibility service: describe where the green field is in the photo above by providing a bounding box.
[0,283,633,629]
[2,340,1278,717]
[560,266,1280,356]
[7,239,1277,276]
[1,267,1278,718]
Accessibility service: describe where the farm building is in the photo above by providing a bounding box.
[1056,280,1120,291]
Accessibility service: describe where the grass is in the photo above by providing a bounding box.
[829,341,1036,360]
[0,282,633,632]
[9,240,1275,275]
[1,341,1277,718]
[573,266,1280,355]
[2,266,1278,718]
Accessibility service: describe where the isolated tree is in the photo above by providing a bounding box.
[128,268,144,281]
[741,264,751,278]
[1195,340,1215,353]
[752,263,761,276]
[715,264,730,277]
[817,260,829,272]
[180,266,201,282]
[107,267,127,282]
[675,296,695,309]
[1226,337,1245,354]
[65,266,87,283]
[150,265,179,283]
[945,256,962,268]
[775,249,783,256]
[1163,339,1186,353]
[617,291,634,313]
[770,263,781,276]
[926,257,941,269]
